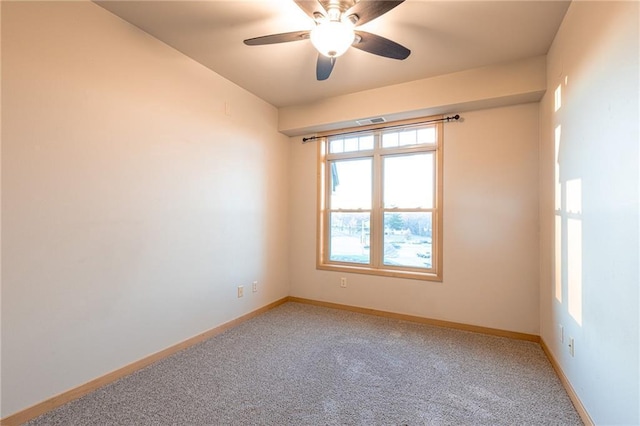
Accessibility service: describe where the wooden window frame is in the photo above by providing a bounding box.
[316,116,444,281]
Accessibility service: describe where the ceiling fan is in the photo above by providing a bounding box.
[243,0,410,81]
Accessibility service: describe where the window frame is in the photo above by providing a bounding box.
[317,116,444,281]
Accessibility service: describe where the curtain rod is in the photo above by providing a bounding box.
[301,114,460,143]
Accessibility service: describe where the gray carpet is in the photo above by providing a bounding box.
[26,302,582,425]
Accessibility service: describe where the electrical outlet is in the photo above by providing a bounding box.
[237,285,244,298]
[340,277,347,288]
[568,337,575,357]
[252,281,258,293]
[559,324,564,343]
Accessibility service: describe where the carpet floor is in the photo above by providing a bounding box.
[26,302,582,425]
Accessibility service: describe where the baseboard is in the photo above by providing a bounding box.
[287,296,540,342]
[0,297,288,426]
[540,339,594,426]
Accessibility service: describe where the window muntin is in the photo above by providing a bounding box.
[329,134,374,153]
[318,118,443,281]
[381,126,436,148]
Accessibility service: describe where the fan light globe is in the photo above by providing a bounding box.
[310,21,355,58]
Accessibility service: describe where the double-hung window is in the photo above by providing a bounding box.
[317,117,443,281]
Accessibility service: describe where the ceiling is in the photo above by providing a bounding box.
[96,0,570,108]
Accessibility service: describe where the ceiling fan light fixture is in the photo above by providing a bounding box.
[310,20,355,58]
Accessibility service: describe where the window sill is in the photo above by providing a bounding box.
[317,262,442,282]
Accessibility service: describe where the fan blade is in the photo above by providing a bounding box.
[244,30,310,46]
[353,31,410,60]
[294,0,327,20]
[345,0,405,27]
[316,54,336,81]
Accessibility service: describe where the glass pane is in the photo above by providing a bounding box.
[359,135,374,150]
[329,139,344,153]
[383,153,434,208]
[330,212,370,264]
[382,132,399,148]
[417,127,436,144]
[344,137,359,152]
[330,159,372,209]
[383,212,433,269]
[399,130,416,146]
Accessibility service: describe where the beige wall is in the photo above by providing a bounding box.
[279,56,546,136]
[3,0,639,423]
[289,103,540,334]
[1,2,290,417]
[539,1,639,424]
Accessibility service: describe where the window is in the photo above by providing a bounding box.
[317,117,443,281]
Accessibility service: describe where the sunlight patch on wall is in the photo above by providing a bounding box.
[554,124,562,303]
[555,215,562,302]
[554,125,562,211]
[554,84,562,112]
[566,178,583,326]
[566,178,582,214]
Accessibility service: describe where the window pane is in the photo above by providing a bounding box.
[344,137,359,152]
[383,154,434,208]
[417,127,436,144]
[383,212,432,268]
[399,130,416,146]
[359,135,374,150]
[330,159,372,209]
[382,132,399,148]
[329,139,344,153]
[330,212,370,264]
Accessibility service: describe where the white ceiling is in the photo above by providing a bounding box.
[96,0,570,108]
